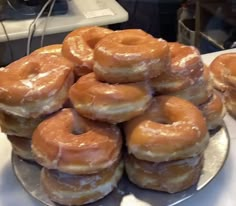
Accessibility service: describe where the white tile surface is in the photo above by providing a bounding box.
[0,133,42,206]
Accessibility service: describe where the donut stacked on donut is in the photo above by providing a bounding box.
[209,53,236,118]
[31,44,63,56]
[0,112,45,161]
[32,108,123,205]
[62,26,113,78]
[209,53,236,92]
[7,135,34,161]
[69,29,170,124]
[93,29,170,83]
[69,73,153,124]
[151,42,210,105]
[0,26,227,204]
[67,28,212,195]
[224,86,236,118]
[150,42,225,130]
[199,92,225,130]
[0,53,74,160]
[197,66,225,130]
[124,96,209,193]
[67,29,211,195]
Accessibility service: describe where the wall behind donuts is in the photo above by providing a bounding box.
[110,0,182,41]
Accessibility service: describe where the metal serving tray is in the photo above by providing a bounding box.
[12,124,230,206]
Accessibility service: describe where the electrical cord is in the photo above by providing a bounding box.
[26,0,52,55]
[0,21,14,62]
[40,0,56,47]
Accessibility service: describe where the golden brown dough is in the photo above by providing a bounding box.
[151,42,204,93]
[125,154,203,193]
[0,111,45,138]
[62,26,113,77]
[41,160,123,206]
[32,108,122,174]
[199,92,225,130]
[168,68,212,106]
[93,29,170,83]
[209,53,236,91]
[224,86,236,118]
[31,44,62,56]
[69,73,153,124]
[125,96,209,162]
[0,53,74,118]
[7,135,34,161]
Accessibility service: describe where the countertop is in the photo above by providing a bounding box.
[0,48,236,206]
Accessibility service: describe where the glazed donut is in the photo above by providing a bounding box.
[164,78,211,106]
[125,154,203,193]
[41,160,123,206]
[31,44,62,56]
[224,61,236,89]
[224,86,236,118]
[0,53,74,118]
[69,73,152,124]
[93,29,170,83]
[168,66,212,106]
[151,42,204,93]
[7,135,34,161]
[32,108,122,174]
[199,92,225,130]
[0,111,45,138]
[62,26,113,77]
[124,96,209,162]
[209,53,236,91]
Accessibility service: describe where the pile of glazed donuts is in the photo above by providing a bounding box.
[0,26,229,205]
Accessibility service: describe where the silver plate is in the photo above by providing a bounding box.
[12,124,230,206]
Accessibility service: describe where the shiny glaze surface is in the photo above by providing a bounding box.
[31,44,62,56]
[0,111,45,138]
[93,29,170,83]
[69,73,152,123]
[151,42,204,93]
[32,108,122,174]
[199,92,225,129]
[209,53,236,91]
[224,86,236,118]
[125,154,203,193]
[41,161,124,205]
[125,96,209,162]
[62,26,113,76]
[0,53,74,105]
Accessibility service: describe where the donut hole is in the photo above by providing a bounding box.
[71,111,86,135]
[151,116,170,125]
[22,62,40,78]
[121,37,145,46]
[71,120,85,135]
[86,38,101,49]
[156,120,169,125]
[72,128,84,135]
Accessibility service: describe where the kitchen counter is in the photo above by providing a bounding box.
[0,0,128,42]
[0,0,128,65]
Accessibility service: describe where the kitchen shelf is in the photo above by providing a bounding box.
[200,32,225,50]
[200,2,236,27]
[195,0,236,50]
